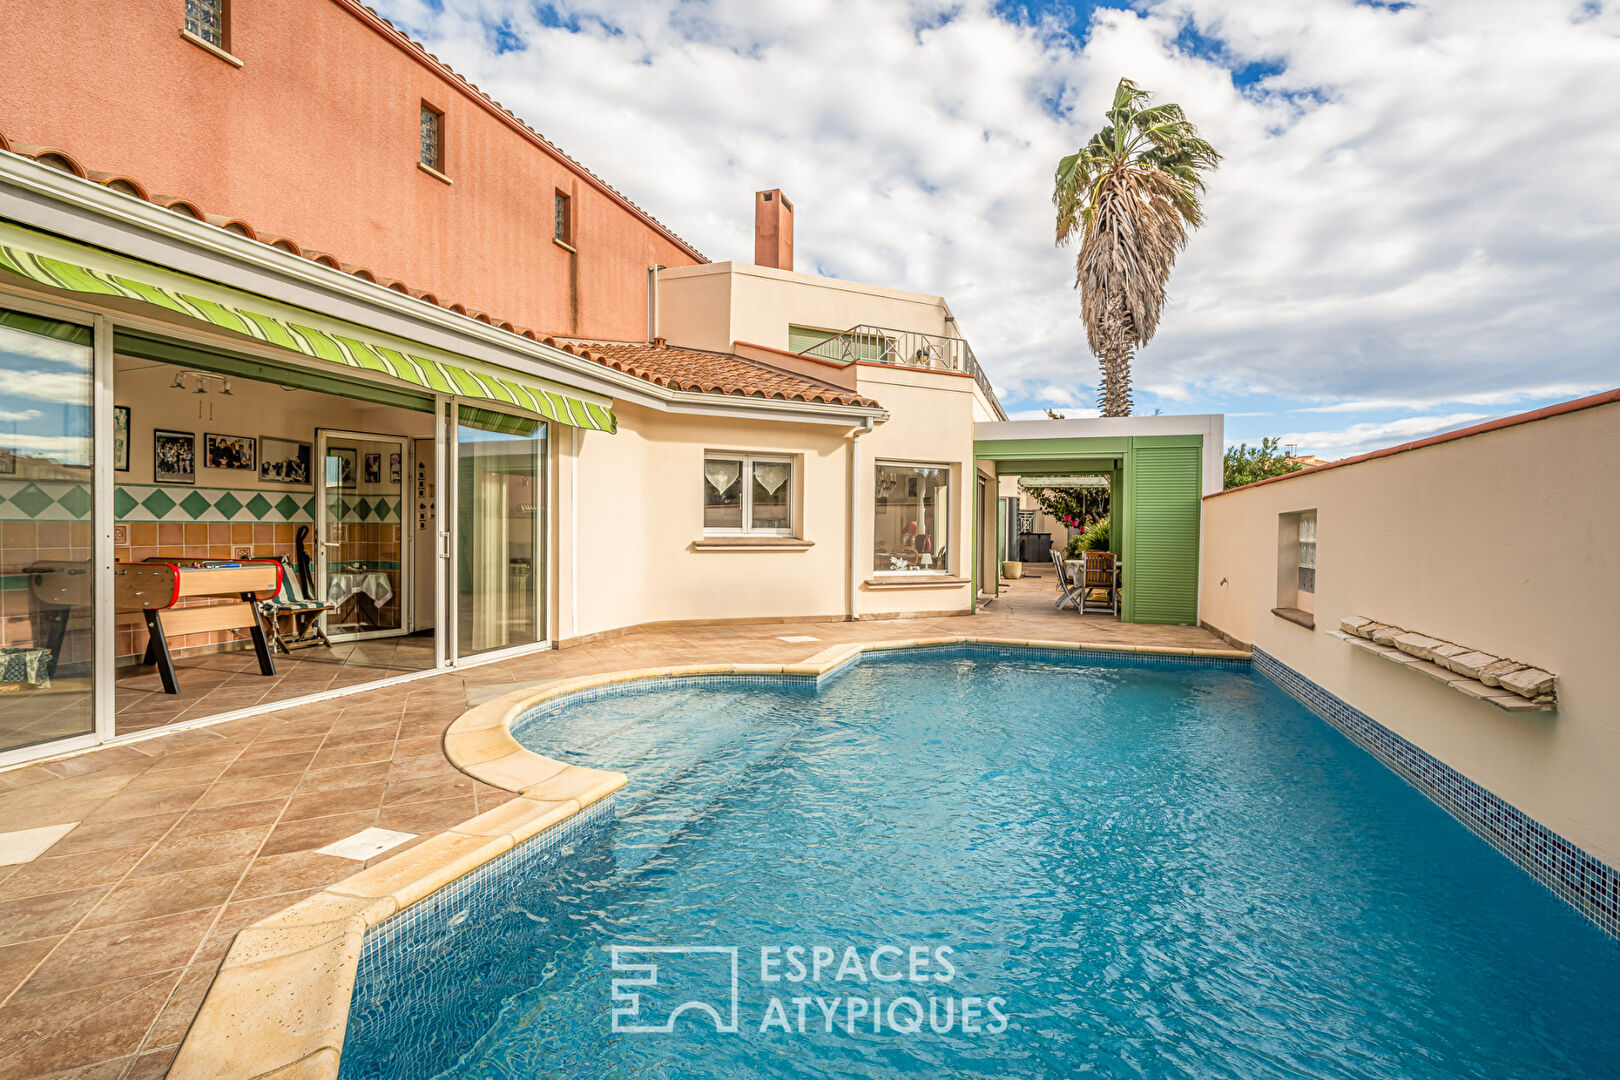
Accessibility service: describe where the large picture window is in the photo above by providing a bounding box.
[874,463,949,573]
[704,454,794,535]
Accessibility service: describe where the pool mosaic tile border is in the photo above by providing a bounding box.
[1252,647,1619,940]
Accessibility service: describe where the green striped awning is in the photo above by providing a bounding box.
[0,222,615,432]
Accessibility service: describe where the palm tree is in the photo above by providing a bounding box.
[1054,78,1220,416]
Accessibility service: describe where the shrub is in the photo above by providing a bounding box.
[1066,514,1110,556]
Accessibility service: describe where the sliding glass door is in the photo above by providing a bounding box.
[0,309,99,754]
[454,407,545,657]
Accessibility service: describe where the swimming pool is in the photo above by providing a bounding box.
[340,646,1620,1079]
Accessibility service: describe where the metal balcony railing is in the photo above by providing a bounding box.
[796,324,1005,417]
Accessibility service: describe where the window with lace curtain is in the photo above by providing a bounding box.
[703,454,794,535]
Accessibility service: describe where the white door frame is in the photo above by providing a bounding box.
[314,428,412,644]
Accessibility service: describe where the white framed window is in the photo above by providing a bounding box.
[703,454,794,535]
[874,462,950,573]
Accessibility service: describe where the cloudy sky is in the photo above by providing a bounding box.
[376,0,1620,456]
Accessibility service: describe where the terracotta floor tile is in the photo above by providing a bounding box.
[129,826,269,879]
[257,810,379,858]
[191,772,304,808]
[0,846,152,903]
[0,969,181,1080]
[386,752,461,785]
[242,734,326,757]
[10,907,216,1001]
[307,741,395,772]
[295,761,390,795]
[126,1045,178,1080]
[0,886,111,946]
[166,798,288,839]
[79,785,208,825]
[213,750,317,782]
[80,861,249,930]
[279,784,385,824]
[0,937,59,1002]
[381,774,476,807]
[138,962,217,1051]
[45,814,183,860]
[231,851,355,901]
[376,795,476,835]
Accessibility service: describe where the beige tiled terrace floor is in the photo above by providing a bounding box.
[0,572,1233,1080]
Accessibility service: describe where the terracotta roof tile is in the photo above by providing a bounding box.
[1,133,876,415]
[554,340,882,410]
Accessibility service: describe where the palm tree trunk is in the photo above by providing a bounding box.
[1096,295,1134,417]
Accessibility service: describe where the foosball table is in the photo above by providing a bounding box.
[27,559,284,695]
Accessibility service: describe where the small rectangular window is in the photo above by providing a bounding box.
[184,0,226,49]
[1296,512,1316,594]
[704,454,794,535]
[554,191,572,245]
[420,104,443,171]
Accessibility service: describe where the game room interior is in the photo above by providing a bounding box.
[1,300,554,759]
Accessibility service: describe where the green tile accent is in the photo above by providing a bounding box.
[140,489,177,518]
[178,491,211,519]
[114,488,139,518]
[8,484,54,519]
[55,484,92,519]
[246,493,271,518]
[213,491,243,518]
[275,495,302,519]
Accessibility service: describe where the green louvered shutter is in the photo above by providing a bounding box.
[788,325,837,353]
[1127,444,1201,624]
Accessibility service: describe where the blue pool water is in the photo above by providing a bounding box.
[340,648,1620,1079]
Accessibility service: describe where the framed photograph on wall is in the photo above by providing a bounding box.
[205,433,256,471]
[153,430,195,485]
[113,406,130,472]
[328,448,357,490]
[260,437,312,485]
[389,452,401,484]
[0,448,14,475]
[364,453,382,485]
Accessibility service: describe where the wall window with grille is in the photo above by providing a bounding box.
[420,104,444,173]
[875,463,950,573]
[184,0,227,50]
[554,191,573,245]
[703,454,794,535]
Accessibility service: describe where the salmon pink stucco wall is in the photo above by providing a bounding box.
[0,0,702,340]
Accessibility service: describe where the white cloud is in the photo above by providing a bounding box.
[373,0,1620,445]
[0,407,44,422]
[0,369,91,406]
[1271,412,1491,459]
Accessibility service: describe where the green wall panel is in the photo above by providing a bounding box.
[1125,442,1201,624]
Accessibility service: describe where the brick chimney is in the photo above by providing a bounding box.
[754,189,794,271]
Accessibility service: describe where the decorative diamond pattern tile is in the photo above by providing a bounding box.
[245,493,271,517]
[8,483,54,519]
[178,491,211,519]
[212,491,243,518]
[0,480,93,522]
[275,495,303,519]
[139,488,177,518]
[113,488,139,517]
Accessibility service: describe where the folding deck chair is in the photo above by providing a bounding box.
[1051,550,1085,610]
[1079,550,1120,616]
[257,555,334,653]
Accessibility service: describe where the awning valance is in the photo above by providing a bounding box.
[0,221,615,432]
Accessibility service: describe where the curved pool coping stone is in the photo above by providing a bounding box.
[169,634,1248,1080]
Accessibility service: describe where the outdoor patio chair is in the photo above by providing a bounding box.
[1079,550,1119,616]
[257,555,334,653]
[1050,549,1084,610]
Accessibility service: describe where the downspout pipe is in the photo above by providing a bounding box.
[646,265,664,342]
[847,418,872,620]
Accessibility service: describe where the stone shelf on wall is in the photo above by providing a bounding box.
[1330,616,1557,712]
